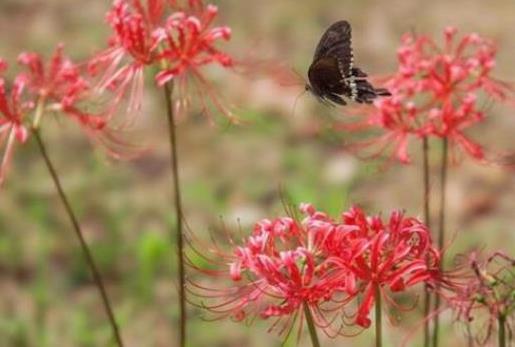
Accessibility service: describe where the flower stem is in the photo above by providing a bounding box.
[432,137,448,347]
[422,137,432,347]
[32,127,124,347]
[303,302,321,347]
[422,137,431,229]
[466,323,474,347]
[375,285,383,347]
[163,81,187,347]
[498,314,506,347]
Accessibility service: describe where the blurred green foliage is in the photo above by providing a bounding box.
[1,0,515,346]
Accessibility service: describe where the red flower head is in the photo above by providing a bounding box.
[156,4,232,85]
[15,46,129,159]
[323,206,440,328]
[91,0,235,122]
[445,251,515,345]
[0,61,30,185]
[189,205,360,338]
[0,45,129,182]
[18,45,108,131]
[156,2,235,121]
[190,204,441,337]
[342,27,514,164]
[89,0,167,113]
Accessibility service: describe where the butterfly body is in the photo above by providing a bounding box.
[306,20,390,106]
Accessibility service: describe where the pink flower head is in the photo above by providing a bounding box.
[0,65,29,185]
[445,251,515,345]
[343,27,514,164]
[190,204,440,336]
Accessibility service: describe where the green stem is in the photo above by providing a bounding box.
[375,285,383,347]
[163,82,187,347]
[422,137,432,347]
[423,137,431,230]
[466,322,474,347]
[432,137,448,347]
[32,128,124,347]
[498,314,506,347]
[303,303,321,347]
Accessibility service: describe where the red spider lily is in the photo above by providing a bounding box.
[18,45,108,131]
[0,46,129,171]
[342,27,514,164]
[91,0,234,122]
[15,46,132,159]
[188,206,360,338]
[323,206,440,328]
[444,251,515,345]
[156,2,235,121]
[156,4,232,85]
[89,0,166,113]
[189,203,441,338]
[0,66,30,185]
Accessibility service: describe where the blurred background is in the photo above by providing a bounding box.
[1,0,515,346]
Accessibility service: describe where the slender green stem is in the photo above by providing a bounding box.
[432,137,448,347]
[423,137,431,230]
[422,137,432,347]
[423,288,432,347]
[303,303,321,347]
[32,128,124,347]
[498,315,506,347]
[375,285,383,347]
[466,322,474,347]
[163,81,187,347]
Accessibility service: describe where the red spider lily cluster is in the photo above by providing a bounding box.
[89,0,234,119]
[443,251,515,345]
[190,203,441,336]
[0,47,110,185]
[343,27,514,164]
[0,0,234,186]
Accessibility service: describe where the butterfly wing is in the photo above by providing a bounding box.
[313,20,353,78]
[308,57,348,105]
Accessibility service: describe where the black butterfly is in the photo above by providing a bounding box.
[306,20,391,106]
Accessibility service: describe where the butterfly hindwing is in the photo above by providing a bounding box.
[308,56,348,105]
[308,57,343,91]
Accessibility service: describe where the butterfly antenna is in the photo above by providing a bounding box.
[290,89,307,118]
[291,67,307,84]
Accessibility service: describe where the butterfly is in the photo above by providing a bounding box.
[306,20,391,106]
